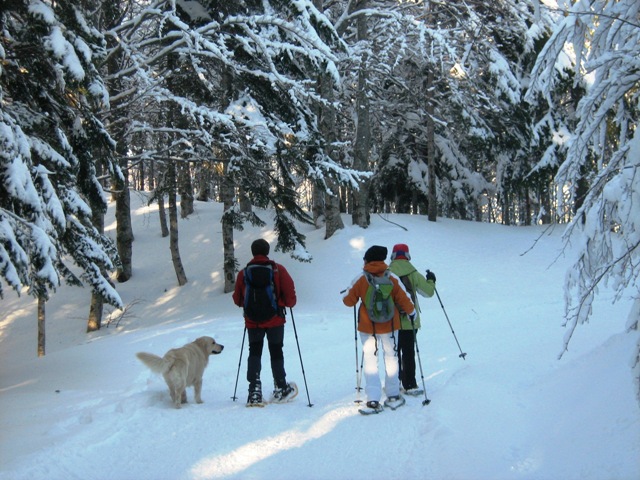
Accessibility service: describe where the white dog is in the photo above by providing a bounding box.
[136,336,224,408]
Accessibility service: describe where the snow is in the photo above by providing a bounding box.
[28,1,56,25]
[46,26,85,81]
[1,195,639,480]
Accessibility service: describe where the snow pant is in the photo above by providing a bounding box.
[247,325,287,392]
[398,329,418,390]
[360,331,400,402]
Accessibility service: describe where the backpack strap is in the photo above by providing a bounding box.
[399,271,419,314]
[244,261,279,291]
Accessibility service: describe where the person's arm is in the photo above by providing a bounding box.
[342,275,364,307]
[412,269,435,298]
[277,264,297,308]
[232,270,245,307]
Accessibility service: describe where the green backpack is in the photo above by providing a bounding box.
[363,271,395,323]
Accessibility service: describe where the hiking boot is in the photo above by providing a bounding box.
[359,400,384,415]
[246,390,265,407]
[384,395,406,410]
[270,382,298,404]
[404,387,424,397]
[246,380,264,407]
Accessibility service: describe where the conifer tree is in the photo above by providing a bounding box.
[106,0,364,289]
[1,1,122,311]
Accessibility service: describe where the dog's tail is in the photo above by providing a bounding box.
[136,352,170,374]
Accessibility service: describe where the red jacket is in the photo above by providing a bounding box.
[232,255,297,328]
[342,260,415,334]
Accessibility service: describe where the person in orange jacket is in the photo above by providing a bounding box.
[342,245,416,414]
[233,239,297,407]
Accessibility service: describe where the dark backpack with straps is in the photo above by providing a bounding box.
[243,264,278,322]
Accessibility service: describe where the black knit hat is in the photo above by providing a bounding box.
[363,245,387,262]
[251,239,270,256]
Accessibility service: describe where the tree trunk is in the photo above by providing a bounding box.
[524,187,532,226]
[324,181,344,239]
[312,183,324,228]
[87,209,105,332]
[221,162,236,293]
[239,186,252,213]
[195,162,211,202]
[352,12,371,228]
[340,185,348,213]
[149,160,156,191]
[158,192,169,237]
[218,64,237,293]
[312,0,344,239]
[87,294,104,332]
[475,195,483,222]
[102,0,133,283]
[115,165,134,281]
[37,295,45,357]
[139,159,145,191]
[426,66,437,222]
[502,190,511,225]
[178,160,194,218]
[167,160,188,286]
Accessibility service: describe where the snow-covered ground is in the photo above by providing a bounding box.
[1,194,638,480]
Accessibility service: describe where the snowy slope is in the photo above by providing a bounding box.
[1,194,638,480]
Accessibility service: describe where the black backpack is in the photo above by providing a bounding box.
[243,264,278,322]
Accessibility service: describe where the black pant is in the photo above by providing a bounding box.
[398,329,418,390]
[247,325,286,391]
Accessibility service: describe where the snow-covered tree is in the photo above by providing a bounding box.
[102,0,366,288]
[525,0,639,366]
[330,0,546,222]
[1,1,122,311]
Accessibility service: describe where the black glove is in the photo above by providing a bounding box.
[426,270,436,282]
[408,311,417,323]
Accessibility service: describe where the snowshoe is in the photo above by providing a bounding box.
[383,395,406,410]
[359,400,384,415]
[270,382,298,404]
[404,388,424,397]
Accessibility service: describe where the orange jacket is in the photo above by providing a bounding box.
[342,260,415,334]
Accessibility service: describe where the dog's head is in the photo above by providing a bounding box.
[196,336,224,355]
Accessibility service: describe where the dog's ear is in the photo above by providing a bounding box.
[195,336,217,350]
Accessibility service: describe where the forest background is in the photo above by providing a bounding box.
[0,0,638,391]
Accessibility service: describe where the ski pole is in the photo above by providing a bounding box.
[353,305,363,403]
[411,317,431,406]
[289,308,313,407]
[434,286,467,360]
[358,351,364,397]
[231,326,247,401]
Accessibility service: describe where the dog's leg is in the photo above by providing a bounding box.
[181,389,188,404]
[171,386,182,408]
[172,388,184,408]
[194,379,203,404]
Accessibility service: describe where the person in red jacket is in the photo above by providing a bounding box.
[342,245,416,414]
[233,239,298,407]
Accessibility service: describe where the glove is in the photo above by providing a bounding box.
[426,270,436,282]
[408,311,417,323]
